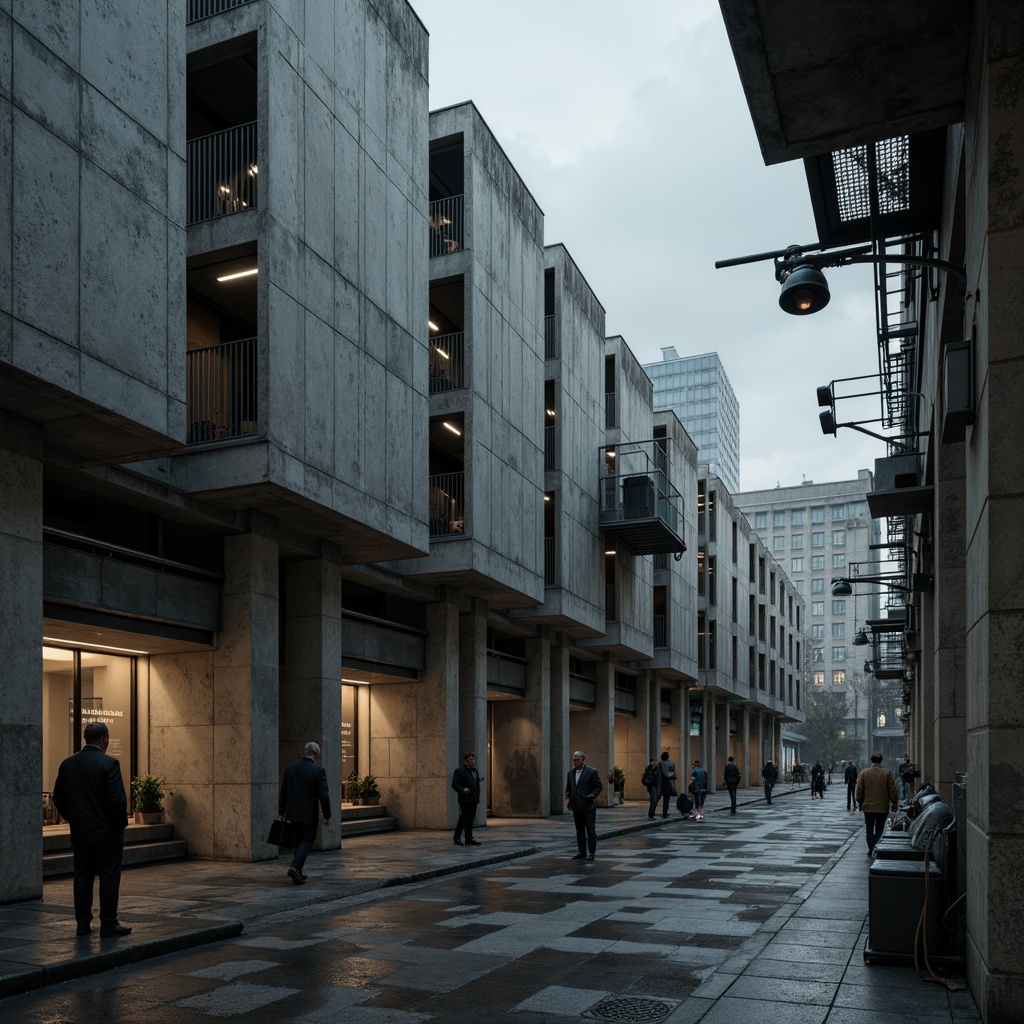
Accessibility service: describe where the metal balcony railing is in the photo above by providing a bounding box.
[653,614,667,648]
[429,332,465,393]
[605,584,616,621]
[544,424,556,471]
[429,471,465,538]
[187,0,255,22]
[187,122,258,225]
[186,337,258,444]
[428,195,464,257]
[544,315,556,359]
[544,537,556,586]
[605,390,616,429]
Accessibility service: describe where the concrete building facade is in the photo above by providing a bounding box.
[735,473,893,760]
[719,1,1024,1017]
[1,0,804,921]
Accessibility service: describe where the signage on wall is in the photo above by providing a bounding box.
[689,694,703,736]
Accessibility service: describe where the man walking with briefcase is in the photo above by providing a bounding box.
[278,741,331,884]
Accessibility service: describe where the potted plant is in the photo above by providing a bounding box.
[361,774,380,806]
[131,775,165,824]
[612,765,626,804]
[346,770,364,805]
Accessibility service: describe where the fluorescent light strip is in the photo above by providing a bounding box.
[216,268,259,282]
[43,637,149,655]
[443,421,462,436]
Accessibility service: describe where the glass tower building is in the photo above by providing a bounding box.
[644,348,741,493]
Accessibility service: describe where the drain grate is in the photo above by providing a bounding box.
[588,995,675,1022]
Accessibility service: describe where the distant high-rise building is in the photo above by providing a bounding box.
[644,348,741,492]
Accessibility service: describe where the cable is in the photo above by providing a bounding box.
[913,828,961,991]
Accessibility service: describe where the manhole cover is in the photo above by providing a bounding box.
[588,995,675,1022]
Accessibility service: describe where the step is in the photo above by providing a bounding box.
[340,804,389,822]
[43,823,174,853]
[342,816,398,837]
[43,839,189,878]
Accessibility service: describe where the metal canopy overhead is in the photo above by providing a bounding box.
[718,0,972,166]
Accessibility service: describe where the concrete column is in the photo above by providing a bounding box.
[458,601,487,827]
[706,697,719,792]
[491,633,549,816]
[741,705,753,787]
[0,414,44,902]
[614,671,651,803]
[151,517,280,860]
[279,548,342,852]
[370,597,459,829]
[549,641,570,814]
[929,441,967,797]
[572,660,614,807]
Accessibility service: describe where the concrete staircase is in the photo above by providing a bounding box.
[43,823,188,878]
[341,804,397,837]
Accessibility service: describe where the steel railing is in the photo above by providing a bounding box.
[544,537,556,586]
[429,332,465,393]
[187,0,255,22]
[605,584,616,621]
[187,122,258,224]
[544,315,556,359]
[544,424,556,471]
[653,614,667,648]
[428,195,464,257]
[186,337,258,444]
[429,471,465,537]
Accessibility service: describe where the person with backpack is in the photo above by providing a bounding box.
[810,760,825,799]
[657,751,676,819]
[690,760,709,820]
[761,759,779,804]
[641,757,661,820]
[723,755,741,814]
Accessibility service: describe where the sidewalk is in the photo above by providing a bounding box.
[0,782,978,1022]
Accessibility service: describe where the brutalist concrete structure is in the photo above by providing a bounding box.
[719,1,1024,1017]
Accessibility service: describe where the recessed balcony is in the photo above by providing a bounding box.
[428,470,465,538]
[186,337,258,445]
[188,122,258,225]
[428,195,464,257]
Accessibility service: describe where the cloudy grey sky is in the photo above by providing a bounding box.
[411,0,884,494]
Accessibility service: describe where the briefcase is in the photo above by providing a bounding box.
[267,819,298,848]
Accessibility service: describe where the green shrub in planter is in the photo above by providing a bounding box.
[131,775,164,814]
[361,774,380,800]
[346,770,364,801]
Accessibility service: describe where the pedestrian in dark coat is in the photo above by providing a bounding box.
[279,742,331,884]
[52,721,131,937]
[657,751,677,818]
[451,751,483,846]
[565,750,603,860]
[723,756,741,814]
[844,760,858,811]
[761,760,779,804]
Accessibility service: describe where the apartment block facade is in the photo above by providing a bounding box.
[735,473,897,760]
[0,0,803,911]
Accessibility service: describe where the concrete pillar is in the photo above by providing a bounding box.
[279,548,342,852]
[151,517,280,861]
[0,414,44,902]
[458,601,487,827]
[571,660,614,807]
[491,632,549,816]
[613,671,651,803]
[741,705,753,787]
[707,697,719,793]
[549,641,570,814]
[370,597,459,829]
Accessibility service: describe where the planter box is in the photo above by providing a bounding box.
[134,811,164,825]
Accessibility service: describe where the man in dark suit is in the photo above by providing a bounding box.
[52,721,131,937]
[451,751,482,846]
[565,749,603,861]
[278,741,331,884]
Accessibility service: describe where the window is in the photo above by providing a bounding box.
[773,511,786,528]
[812,508,826,524]
[811,531,825,548]
[791,557,803,572]
[832,506,846,521]
[791,535,804,550]
[811,578,825,594]
[792,510,804,526]
[811,601,824,616]
[811,555,825,570]
[813,671,824,686]
[832,599,846,615]
[772,536,785,551]
[832,646,846,661]
[832,553,846,568]
[833,670,846,687]
[832,622,845,638]
[755,511,767,529]
[795,580,805,593]
[811,624,826,639]
[832,530,845,545]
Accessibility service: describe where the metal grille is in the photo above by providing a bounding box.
[187,0,255,22]
[429,332,465,393]
[186,337,258,444]
[832,135,910,222]
[187,122,258,224]
[544,314,556,359]
[428,195,464,257]
[428,472,465,537]
[588,996,676,1022]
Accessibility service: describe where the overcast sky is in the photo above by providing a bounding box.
[411,0,884,494]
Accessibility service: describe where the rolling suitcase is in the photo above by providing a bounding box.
[676,792,693,815]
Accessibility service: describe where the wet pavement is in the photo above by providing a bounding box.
[0,784,979,1022]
